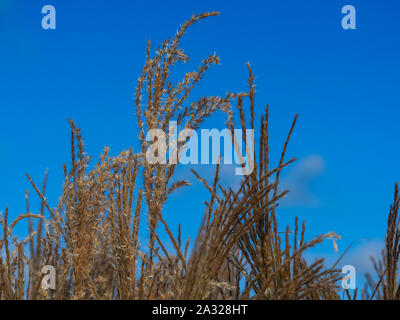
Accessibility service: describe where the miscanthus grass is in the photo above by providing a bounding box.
[0,12,397,300]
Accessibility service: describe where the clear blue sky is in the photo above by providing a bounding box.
[1,0,400,288]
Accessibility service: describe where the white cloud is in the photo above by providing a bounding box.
[343,239,383,274]
[306,239,384,275]
[280,155,325,208]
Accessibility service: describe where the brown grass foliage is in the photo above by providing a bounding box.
[0,12,396,300]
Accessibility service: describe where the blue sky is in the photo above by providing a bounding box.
[1,0,400,290]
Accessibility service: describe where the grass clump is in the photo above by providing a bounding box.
[0,12,395,300]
